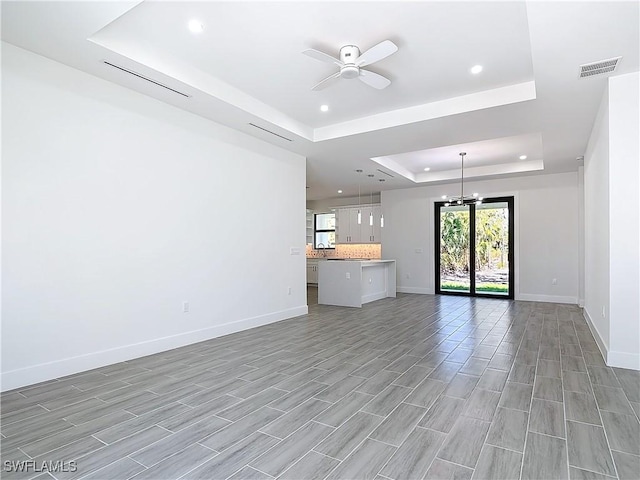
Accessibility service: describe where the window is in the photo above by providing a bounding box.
[314,213,336,249]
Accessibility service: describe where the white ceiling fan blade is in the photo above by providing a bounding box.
[355,40,398,67]
[303,49,343,66]
[312,72,341,91]
[359,69,391,89]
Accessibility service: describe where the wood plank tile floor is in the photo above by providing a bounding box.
[2,291,639,479]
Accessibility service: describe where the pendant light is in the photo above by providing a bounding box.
[369,179,374,226]
[443,152,483,207]
[379,178,385,228]
[357,182,362,224]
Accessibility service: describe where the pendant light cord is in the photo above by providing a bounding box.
[460,152,465,200]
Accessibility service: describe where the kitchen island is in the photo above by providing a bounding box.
[317,259,396,307]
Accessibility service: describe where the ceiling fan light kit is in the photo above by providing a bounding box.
[303,40,398,91]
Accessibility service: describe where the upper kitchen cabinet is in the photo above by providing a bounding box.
[336,208,357,244]
[336,205,381,244]
[361,205,382,243]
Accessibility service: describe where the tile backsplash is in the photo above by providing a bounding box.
[306,243,381,259]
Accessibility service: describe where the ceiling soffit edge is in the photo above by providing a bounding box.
[371,157,544,183]
[88,25,538,145]
[87,32,315,141]
[313,81,537,142]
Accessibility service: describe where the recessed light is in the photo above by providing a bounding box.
[424,167,431,172]
[441,195,447,199]
[470,65,483,75]
[320,105,329,112]
[473,193,478,197]
[188,20,204,33]
[519,155,527,160]
[338,189,343,193]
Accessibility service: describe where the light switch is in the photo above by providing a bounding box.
[415,248,423,254]
[290,247,301,255]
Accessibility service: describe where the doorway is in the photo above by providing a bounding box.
[435,197,514,299]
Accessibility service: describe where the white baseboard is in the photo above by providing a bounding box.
[1,305,308,392]
[607,351,640,370]
[397,286,434,294]
[583,307,610,364]
[362,291,387,304]
[516,293,578,304]
[583,308,640,371]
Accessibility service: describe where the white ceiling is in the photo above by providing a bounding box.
[2,1,638,201]
[92,1,535,128]
[372,133,545,183]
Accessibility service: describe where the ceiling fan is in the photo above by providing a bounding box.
[302,40,398,91]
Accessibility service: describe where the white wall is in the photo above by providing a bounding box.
[2,43,308,391]
[584,86,611,351]
[577,165,585,307]
[584,71,640,370]
[381,172,580,303]
[607,72,640,369]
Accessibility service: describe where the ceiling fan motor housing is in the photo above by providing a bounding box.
[339,45,361,78]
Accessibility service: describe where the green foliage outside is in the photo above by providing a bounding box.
[440,208,509,274]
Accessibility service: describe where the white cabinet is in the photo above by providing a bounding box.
[336,205,381,244]
[361,205,382,243]
[306,209,314,245]
[307,259,319,284]
[336,208,358,244]
[372,205,382,242]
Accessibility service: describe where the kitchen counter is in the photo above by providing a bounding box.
[317,259,396,307]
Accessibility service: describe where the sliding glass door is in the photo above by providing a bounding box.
[435,197,514,298]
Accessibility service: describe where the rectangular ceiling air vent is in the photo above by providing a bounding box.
[103,61,191,97]
[248,123,293,142]
[579,56,622,78]
[377,168,395,178]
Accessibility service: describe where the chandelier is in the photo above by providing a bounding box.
[443,152,483,207]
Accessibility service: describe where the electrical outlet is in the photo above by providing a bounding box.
[182,301,190,313]
[287,287,292,295]
[602,306,606,318]
[369,278,372,284]
[552,278,557,285]
[346,272,351,279]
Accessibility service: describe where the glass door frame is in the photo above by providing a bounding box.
[434,196,515,299]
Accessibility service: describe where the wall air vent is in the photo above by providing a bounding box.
[377,168,395,178]
[103,61,191,97]
[579,56,622,78]
[248,123,293,142]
